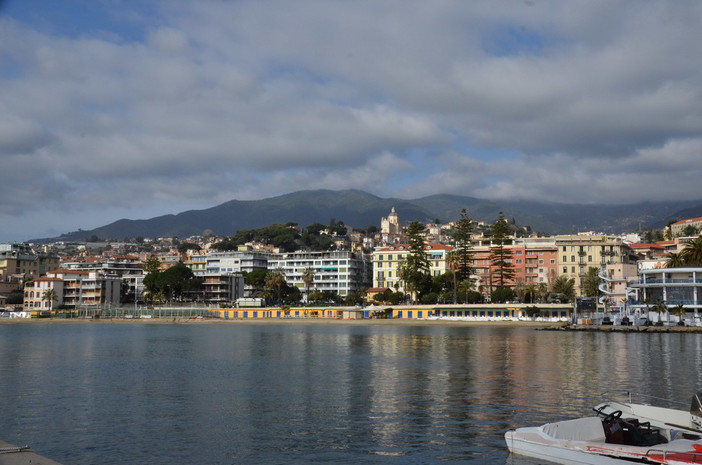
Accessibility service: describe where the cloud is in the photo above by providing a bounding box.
[1,1,702,241]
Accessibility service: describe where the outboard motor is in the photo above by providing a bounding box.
[691,393,702,431]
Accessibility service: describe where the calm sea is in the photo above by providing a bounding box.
[1,322,701,464]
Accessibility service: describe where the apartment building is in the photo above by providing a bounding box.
[61,255,144,303]
[269,250,372,298]
[471,237,559,293]
[201,274,245,304]
[186,250,269,276]
[185,250,269,301]
[599,263,639,308]
[373,243,453,292]
[24,269,121,311]
[555,235,635,296]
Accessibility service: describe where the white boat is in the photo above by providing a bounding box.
[505,393,702,465]
[593,393,702,433]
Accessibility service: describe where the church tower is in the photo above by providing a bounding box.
[381,207,400,235]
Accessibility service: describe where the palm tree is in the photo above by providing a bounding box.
[583,267,601,297]
[672,304,686,326]
[42,288,57,314]
[457,278,475,304]
[665,252,686,268]
[551,275,575,302]
[445,251,459,304]
[651,299,667,326]
[301,268,315,305]
[642,297,652,325]
[265,269,286,305]
[536,283,548,303]
[525,283,537,304]
[680,236,702,266]
[514,280,526,303]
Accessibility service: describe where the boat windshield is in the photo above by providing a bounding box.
[691,393,702,417]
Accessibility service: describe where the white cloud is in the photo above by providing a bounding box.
[1,1,702,240]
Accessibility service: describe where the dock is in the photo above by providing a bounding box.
[0,440,62,465]
[539,323,702,333]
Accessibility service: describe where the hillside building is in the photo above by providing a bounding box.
[0,244,59,281]
[670,217,702,237]
[381,207,401,235]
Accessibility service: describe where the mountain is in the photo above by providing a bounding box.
[40,190,702,242]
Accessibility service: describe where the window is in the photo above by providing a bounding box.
[538,259,544,264]
[563,267,567,273]
[550,259,556,264]
[588,255,592,262]
[515,250,523,255]
[571,255,575,262]
[516,259,522,264]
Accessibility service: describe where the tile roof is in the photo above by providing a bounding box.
[672,216,702,225]
[375,243,453,252]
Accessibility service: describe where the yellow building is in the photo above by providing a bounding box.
[373,243,453,292]
[554,235,635,296]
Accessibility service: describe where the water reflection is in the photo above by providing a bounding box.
[0,323,701,464]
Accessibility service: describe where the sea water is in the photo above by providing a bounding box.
[1,322,701,464]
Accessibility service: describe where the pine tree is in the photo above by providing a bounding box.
[452,208,474,283]
[489,212,515,289]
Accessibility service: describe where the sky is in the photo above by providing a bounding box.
[1,0,702,242]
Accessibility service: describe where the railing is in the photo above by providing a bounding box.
[629,278,700,285]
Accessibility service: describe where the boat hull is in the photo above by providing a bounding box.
[505,429,637,465]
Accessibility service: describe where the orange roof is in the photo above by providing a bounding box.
[376,243,453,252]
[630,243,665,249]
[367,287,392,293]
[49,269,90,275]
[672,217,702,225]
[35,277,63,282]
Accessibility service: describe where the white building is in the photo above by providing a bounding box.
[268,250,372,299]
[629,267,702,313]
[188,251,269,299]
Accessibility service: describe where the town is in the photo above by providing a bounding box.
[2,208,701,325]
